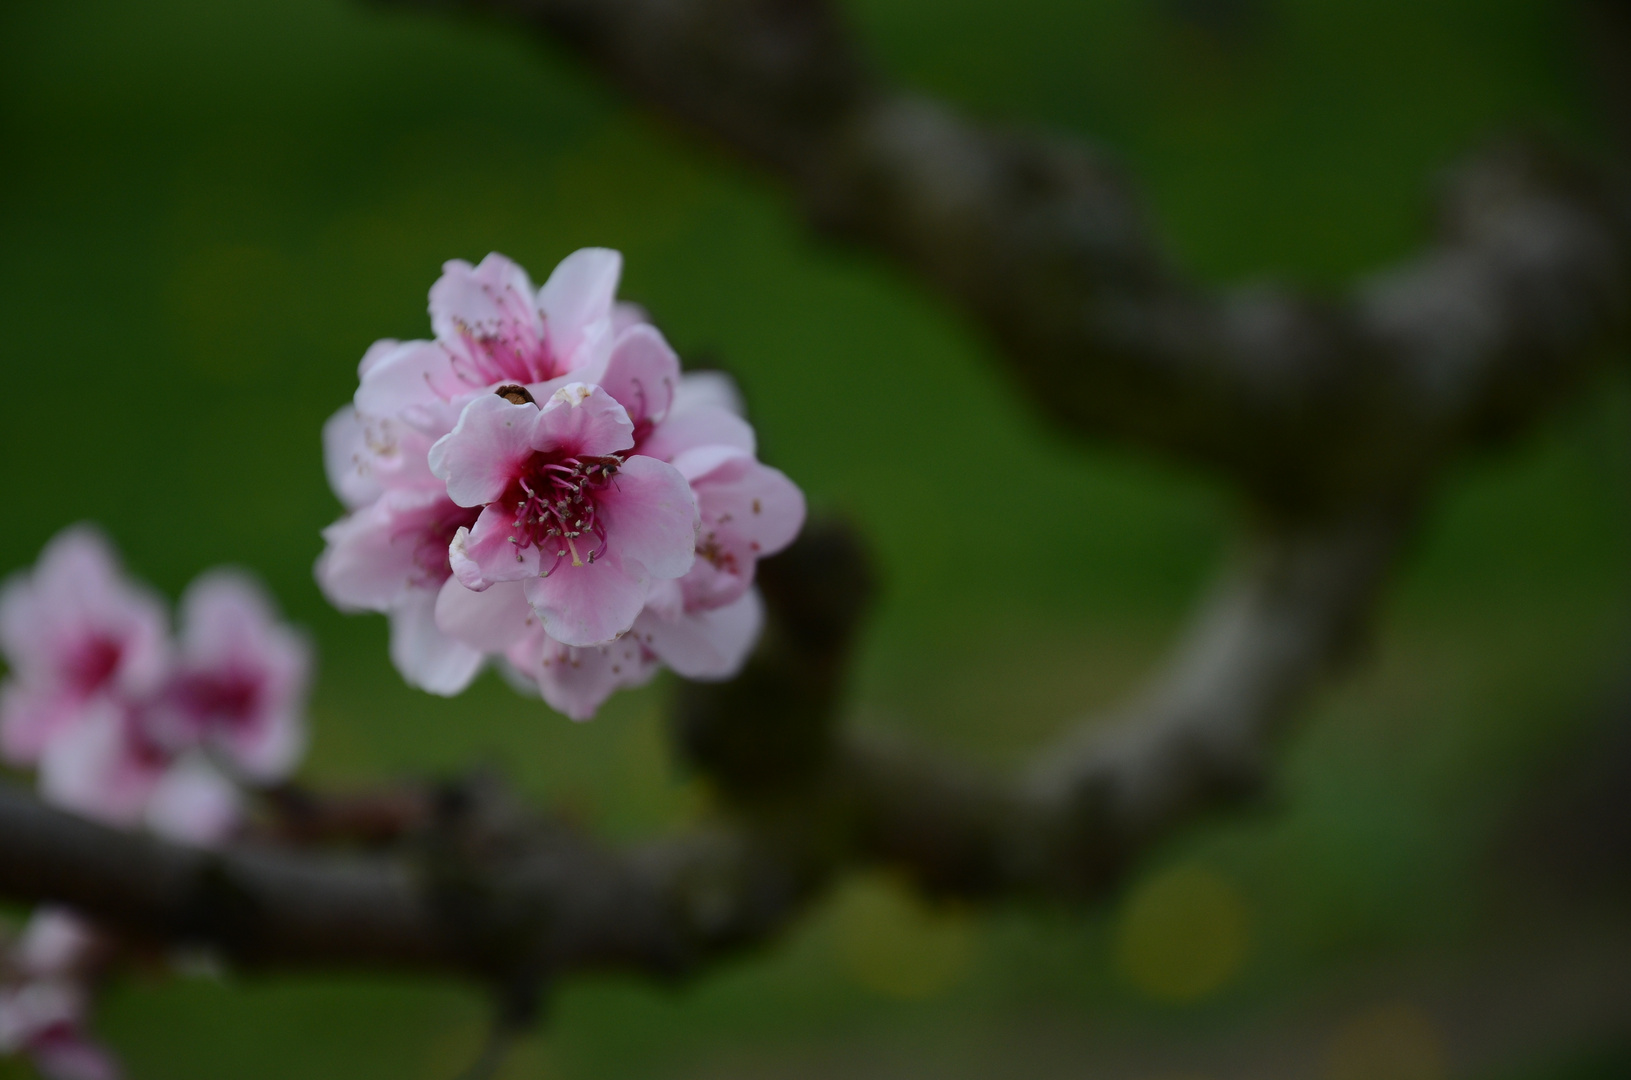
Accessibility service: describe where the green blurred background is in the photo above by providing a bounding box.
[2,0,1629,1076]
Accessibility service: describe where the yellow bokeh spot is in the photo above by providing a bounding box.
[1114,863,1250,1002]
[1325,1002,1446,1080]
[834,874,975,1000]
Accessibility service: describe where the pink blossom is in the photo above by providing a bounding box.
[1,911,120,1080]
[35,700,170,827]
[316,415,485,695]
[498,585,766,720]
[669,446,805,613]
[23,1033,122,1080]
[354,250,625,427]
[599,331,804,612]
[428,335,802,716]
[0,981,121,1080]
[144,756,242,847]
[0,528,168,765]
[321,384,449,512]
[430,384,697,647]
[632,586,765,679]
[320,248,806,719]
[151,571,310,783]
[501,628,662,721]
[11,910,103,983]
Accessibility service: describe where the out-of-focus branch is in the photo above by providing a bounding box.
[834,502,1413,898]
[386,0,1628,509]
[0,514,1407,982]
[0,773,837,980]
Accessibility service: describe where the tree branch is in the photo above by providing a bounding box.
[387,0,1628,508]
[0,0,1621,1025]
[0,511,1412,979]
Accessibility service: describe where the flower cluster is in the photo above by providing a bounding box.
[1,527,310,833]
[0,910,115,1080]
[0,526,312,1080]
[317,250,804,719]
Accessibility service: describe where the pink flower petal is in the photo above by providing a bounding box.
[14,909,100,980]
[612,300,649,334]
[523,548,650,648]
[635,587,762,680]
[672,369,745,417]
[514,631,659,721]
[598,455,697,580]
[322,406,383,511]
[430,395,544,507]
[600,324,679,429]
[317,489,472,611]
[680,451,806,555]
[357,337,400,378]
[667,450,805,609]
[0,982,85,1052]
[430,254,551,383]
[532,383,635,458]
[538,248,621,366]
[323,406,443,511]
[353,339,470,423]
[638,404,755,462]
[37,701,166,828]
[0,686,80,768]
[144,757,243,847]
[454,504,543,585]
[387,588,485,697]
[433,577,536,653]
[30,1032,124,1080]
[168,570,310,783]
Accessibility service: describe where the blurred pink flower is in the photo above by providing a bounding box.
[0,909,120,1080]
[35,699,169,827]
[0,981,120,1080]
[143,756,243,847]
[152,572,310,784]
[10,910,103,983]
[1,528,306,834]
[431,384,696,647]
[0,528,168,766]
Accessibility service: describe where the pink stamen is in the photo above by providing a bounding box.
[506,452,622,574]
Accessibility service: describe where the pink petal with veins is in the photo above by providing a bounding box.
[634,587,762,680]
[387,587,486,696]
[538,248,621,366]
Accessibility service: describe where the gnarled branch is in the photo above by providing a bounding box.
[0,510,1410,981]
[389,0,1628,508]
[0,0,1624,1042]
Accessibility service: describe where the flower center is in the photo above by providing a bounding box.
[67,635,123,695]
[448,319,558,388]
[410,502,482,588]
[508,452,623,575]
[170,667,264,731]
